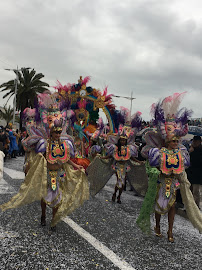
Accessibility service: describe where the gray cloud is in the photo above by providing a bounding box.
[0,0,202,120]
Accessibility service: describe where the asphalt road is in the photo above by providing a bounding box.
[0,156,202,270]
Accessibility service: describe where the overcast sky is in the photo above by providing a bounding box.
[1,0,202,120]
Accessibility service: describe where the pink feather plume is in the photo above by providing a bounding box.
[82,76,91,85]
[78,100,87,109]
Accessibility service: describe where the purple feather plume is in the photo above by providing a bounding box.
[175,108,193,125]
[152,101,165,126]
[131,113,142,129]
[59,96,71,111]
[117,110,126,125]
[70,112,76,126]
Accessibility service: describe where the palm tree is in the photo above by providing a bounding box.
[0,105,13,125]
[1,67,49,110]
[0,68,49,127]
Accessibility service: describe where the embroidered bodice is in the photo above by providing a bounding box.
[46,139,70,164]
[148,146,190,175]
[104,143,138,160]
[160,147,184,175]
[113,145,131,161]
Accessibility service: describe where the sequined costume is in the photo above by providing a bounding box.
[148,146,190,214]
[43,139,71,209]
[108,144,138,189]
[87,110,148,198]
[0,92,89,227]
[137,92,202,236]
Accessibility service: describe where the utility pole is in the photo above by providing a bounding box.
[113,91,136,121]
[129,91,135,120]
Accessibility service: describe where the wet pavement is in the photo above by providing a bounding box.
[0,156,202,270]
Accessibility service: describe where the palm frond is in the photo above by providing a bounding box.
[0,67,49,113]
[0,105,14,124]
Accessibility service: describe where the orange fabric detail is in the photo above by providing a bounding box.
[71,157,90,170]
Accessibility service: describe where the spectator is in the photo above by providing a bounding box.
[8,124,18,158]
[0,126,10,161]
[187,135,202,208]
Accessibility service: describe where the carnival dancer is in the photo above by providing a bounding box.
[87,110,148,203]
[100,134,143,203]
[0,126,9,161]
[137,92,202,241]
[40,121,86,229]
[21,107,39,174]
[88,138,102,160]
[0,92,89,230]
[88,118,105,160]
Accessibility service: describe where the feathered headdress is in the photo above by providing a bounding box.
[22,108,37,126]
[118,108,142,139]
[91,118,105,140]
[37,92,71,134]
[107,107,142,145]
[151,92,192,141]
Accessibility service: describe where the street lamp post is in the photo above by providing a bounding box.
[13,67,18,125]
[5,67,31,126]
[5,67,19,125]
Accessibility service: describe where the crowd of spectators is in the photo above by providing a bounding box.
[188,119,202,126]
[0,125,26,161]
[141,119,202,128]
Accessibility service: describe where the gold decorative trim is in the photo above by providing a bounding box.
[42,188,63,208]
[155,184,176,215]
[93,95,106,110]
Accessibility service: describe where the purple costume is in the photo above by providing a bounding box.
[148,145,190,214]
[105,144,138,189]
[35,138,75,208]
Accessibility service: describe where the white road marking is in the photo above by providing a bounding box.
[63,216,136,270]
[0,178,15,194]
[4,167,25,179]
